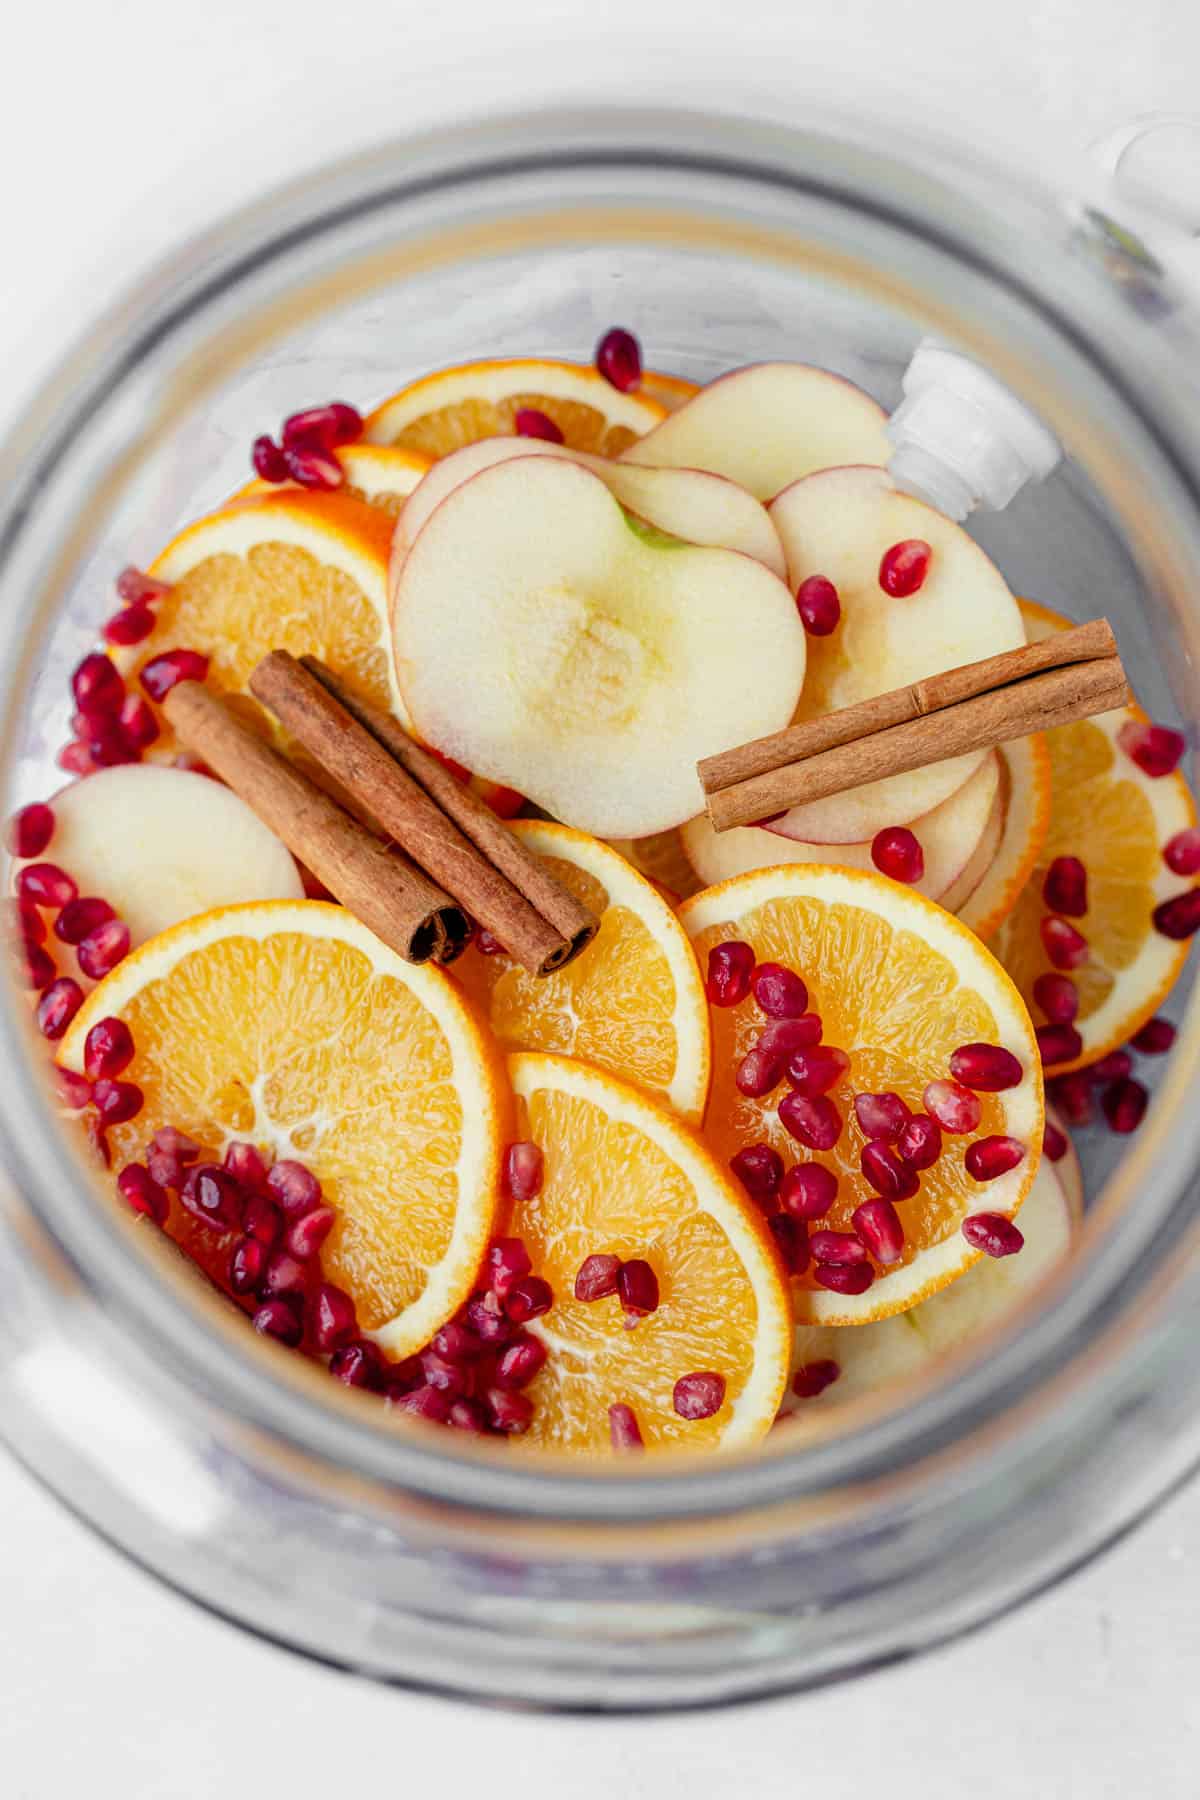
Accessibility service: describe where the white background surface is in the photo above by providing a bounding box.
[4,1,1200,1794]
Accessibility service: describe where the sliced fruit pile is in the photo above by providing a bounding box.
[10,326,1199,1455]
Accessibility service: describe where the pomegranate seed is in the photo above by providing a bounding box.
[965,1135,1026,1180]
[1163,829,1200,875]
[758,1015,823,1058]
[1041,915,1090,968]
[672,1372,726,1420]
[878,539,932,597]
[115,702,158,763]
[485,1385,535,1433]
[419,1348,472,1397]
[1118,719,1186,778]
[72,652,124,718]
[392,1384,451,1423]
[261,1248,310,1300]
[505,1274,553,1324]
[224,1141,269,1192]
[281,402,363,450]
[242,1193,283,1246]
[19,942,56,990]
[82,1015,133,1078]
[139,648,209,702]
[464,1291,514,1347]
[1102,1076,1148,1134]
[55,1067,92,1110]
[729,1142,784,1200]
[706,939,755,1006]
[852,1197,905,1264]
[752,961,809,1019]
[57,742,97,777]
[785,1045,850,1096]
[312,1282,357,1352]
[266,1159,322,1217]
[146,1144,183,1189]
[795,575,841,636]
[792,1360,841,1399]
[426,1321,478,1365]
[92,1079,143,1125]
[475,929,507,956]
[116,1162,168,1224]
[116,567,170,606]
[617,1259,658,1316]
[735,1046,787,1099]
[1047,1071,1093,1126]
[56,896,116,945]
[447,1398,487,1432]
[6,802,54,858]
[1153,890,1200,940]
[871,827,925,884]
[608,1402,644,1450]
[180,1163,245,1232]
[962,1212,1024,1257]
[285,1204,335,1260]
[860,1139,920,1201]
[767,1214,810,1275]
[11,897,45,946]
[814,1260,874,1295]
[595,328,643,393]
[810,1229,868,1265]
[513,407,564,443]
[251,435,288,482]
[1043,1119,1068,1162]
[923,1082,987,1140]
[896,1113,942,1171]
[330,1340,385,1390]
[1089,1049,1132,1083]
[253,1297,303,1346]
[486,1236,532,1299]
[504,1140,544,1200]
[1132,1016,1176,1054]
[17,863,77,909]
[230,1237,267,1296]
[146,1128,198,1188]
[284,444,343,489]
[103,604,155,647]
[155,1126,200,1165]
[495,1334,547,1390]
[1042,856,1088,916]
[574,1252,622,1300]
[1032,971,1079,1024]
[779,1090,843,1151]
[36,977,83,1040]
[1037,1022,1084,1066]
[853,1091,911,1141]
[779,1161,838,1220]
[82,713,139,768]
[949,1043,1023,1091]
[77,917,130,979]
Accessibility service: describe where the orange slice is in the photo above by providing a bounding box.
[956,732,1052,939]
[453,823,710,1123]
[680,867,1043,1325]
[363,359,666,459]
[241,443,433,516]
[989,599,1196,1072]
[58,900,509,1357]
[505,1052,791,1453]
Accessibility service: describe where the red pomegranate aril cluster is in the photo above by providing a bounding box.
[55,896,116,945]
[964,1135,1026,1181]
[83,1016,134,1079]
[1033,971,1079,1024]
[503,1139,544,1200]
[752,961,808,1019]
[494,1334,547,1390]
[878,539,932,597]
[485,1236,531,1298]
[852,1198,905,1264]
[1037,1022,1084,1067]
[504,1274,553,1324]
[35,978,83,1041]
[243,1193,282,1246]
[285,1205,335,1260]
[513,407,564,443]
[814,1259,874,1295]
[853,1091,910,1141]
[1153,889,1200,940]
[617,1258,659,1317]
[729,1142,783,1201]
[672,1371,726,1420]
[312,1282,357,1353]
[779,1160,838,1220]
[1162,829,1200,875]
[7,802,55,858]
[18,863,77,909]
[871,827,925,885]
[139,647,210,703]
[860,1139,919,1202]
[705,938,756,1006]
[897,1112,942,1170]
[1117,719,1186,778]
[251,402,363,490]
[266,1158,322,1216]
[116,1162,169,1225]
[779,1089,843,1151]
[785,1044,849,1097]
[92,1079,144,1125]
[608,1402,644,1450]
[103,604,156,648]
[77,918,131,980]
[962,1211,1024,1257]
[922,1077,982,1134]
[1041,915,1090,969]
[792,1359,840,1400]
[574,1251,622,1301]
[595,327,642,393]
[1042,856,1088,916]
[810,1228,867,1265]
[1132,1016,1176,1055]
[230,1238,267,1295]
[1102,1076,1148,1134]
[181,1163,245,1231]
[1089,1049,1132,1083]
[253,1298,304,1347]
[1048,1070,1093,1127]
[948,1042,1023,1092]
[795,575,841,637]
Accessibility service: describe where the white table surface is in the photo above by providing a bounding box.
[5,1,1200,1793]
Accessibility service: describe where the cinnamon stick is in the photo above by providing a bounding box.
[704,654,1130,833]
[162,681,470,965]
[297,656,601,962]
[251,653,596,975]
[699,618,1117,796]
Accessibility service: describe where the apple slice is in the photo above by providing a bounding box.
[681,753,999,902]
[941,786,1005,916]
[765,466,1025,843]
[15,765,304,949]
[619,363,891,502]
[392,437,786,578]
[390,457,807,839]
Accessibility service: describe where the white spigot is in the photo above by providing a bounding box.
[887,339,1062,521]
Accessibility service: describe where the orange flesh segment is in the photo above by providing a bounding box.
[385,394,639,460]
